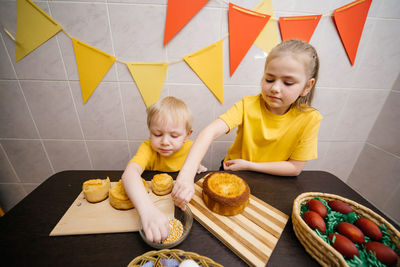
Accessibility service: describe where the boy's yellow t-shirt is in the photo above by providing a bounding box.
[219,94,322,162]
[129,139,193,172]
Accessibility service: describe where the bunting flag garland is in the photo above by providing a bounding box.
[228,3,270,76]
[126,62,168,107]
[10,0,375,106]
[72,38,116,104]
[333,0,372,65]
[16,0,62,62]
[163,0,209,46]
[279,15,322,42]
[184,40,224,103]
[253,0,279,53]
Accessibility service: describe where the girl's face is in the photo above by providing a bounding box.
[261,53,315,115]
[149,116,191,157]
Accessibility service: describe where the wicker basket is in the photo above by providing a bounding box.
[127,249,223,267]
[292,192,400,267]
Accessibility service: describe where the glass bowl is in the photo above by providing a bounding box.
[138,204,193,249]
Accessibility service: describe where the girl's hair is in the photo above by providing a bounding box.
[147,96,193,132]
[265,39,319,111]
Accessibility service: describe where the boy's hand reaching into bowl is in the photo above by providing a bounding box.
[140,205,169,243]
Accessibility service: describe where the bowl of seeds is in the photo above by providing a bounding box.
[138,204,193,249]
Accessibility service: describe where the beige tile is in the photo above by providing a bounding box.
[87,140,130,170]
[0,144,19,183]
[1,140,53,183]
[43,140,92,173]
[333,90,388,141]
[21,81,83,140]
[0,80,38,139]
[368,91,400,156]
[0,34,15,79]
[70,81,127,140]
[322,141,364,182]
[348,144,400,208]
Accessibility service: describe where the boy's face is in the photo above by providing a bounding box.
[149,116,191,157]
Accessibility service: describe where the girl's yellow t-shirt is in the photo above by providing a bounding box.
[219,94,322,162]
[129,139,193,172]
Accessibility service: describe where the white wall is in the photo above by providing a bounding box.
[0,0,399,223]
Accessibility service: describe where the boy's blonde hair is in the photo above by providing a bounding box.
[146,96,193,132]
[265,39,319,111]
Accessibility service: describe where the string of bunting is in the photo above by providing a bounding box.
[6,0,372,106]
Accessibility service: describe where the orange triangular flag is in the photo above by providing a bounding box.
[333,0,372,65]
[163,0,209,46]
[126,62,168,107]
[72,38,116,103]
[279,15,322,42]
[228,3,270,76]
[184,40,223,103]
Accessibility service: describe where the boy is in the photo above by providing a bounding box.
[122,96,206,243]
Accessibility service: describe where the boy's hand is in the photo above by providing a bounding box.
[140,205,169,243]
[223,159,250,171]
[171,178,194,211]
[197,164,207,174]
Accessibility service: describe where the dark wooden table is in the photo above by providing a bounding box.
[1,170,398,266]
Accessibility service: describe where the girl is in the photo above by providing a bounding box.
[172,39,322,210]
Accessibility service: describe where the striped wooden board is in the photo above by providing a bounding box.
[188,178,289,267]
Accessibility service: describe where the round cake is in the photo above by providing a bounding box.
[202,172,250,216]
[151,173,173,196]
[109,178,148,210]
[82,177,111,203]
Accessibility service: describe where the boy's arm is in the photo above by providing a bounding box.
[122,162,169,242]
[223,159,306,176]
[172,118,229,210]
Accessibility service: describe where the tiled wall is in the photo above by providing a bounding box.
[348,74,400,224]
[0,0,399,224]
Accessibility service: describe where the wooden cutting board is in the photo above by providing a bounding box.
[50,182,174,236]
[188,178,289,267]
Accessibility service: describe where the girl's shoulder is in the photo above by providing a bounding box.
[293,105,322,121]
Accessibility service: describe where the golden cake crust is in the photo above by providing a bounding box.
[82,177,111,203]
[151,173,173,196]
[109,178,148,210]
[202,172,250,216]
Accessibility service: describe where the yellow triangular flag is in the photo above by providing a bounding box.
[184,40,223,103]
[254,0,279,53]
[16,0,62,62]
[72,38,116,103]
[126,62,168,107]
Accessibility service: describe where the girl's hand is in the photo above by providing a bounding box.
[223,159,250,171]
[197,164,208,174]
[140,205,169,243]
[171,178,194,211]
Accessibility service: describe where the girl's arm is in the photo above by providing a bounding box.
[172,118,229,210]
[122,162,169,243]
[223,159,306,176]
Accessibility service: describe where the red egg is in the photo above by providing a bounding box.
[337,222,365,244]
[328,200,353,214]
[366,241,398,266]
[303,211,326,233]
[329,233,360,259]
[355,217,382,241]
[307,199,327,218]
